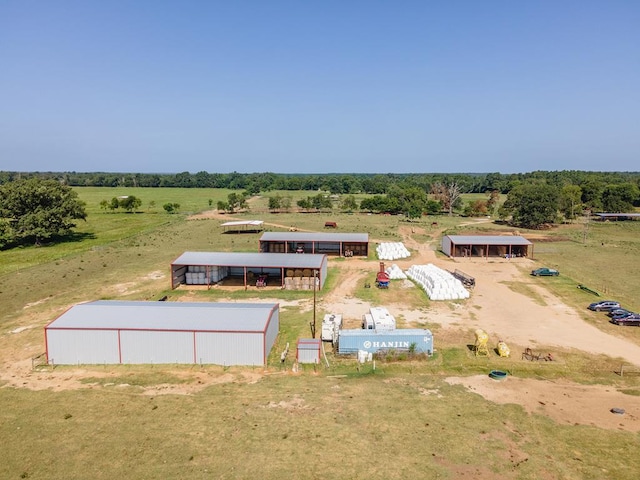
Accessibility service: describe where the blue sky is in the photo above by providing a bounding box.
[1,1,638,174]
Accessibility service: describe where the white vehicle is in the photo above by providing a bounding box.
[321,314,342,342]
[362,307,396,331]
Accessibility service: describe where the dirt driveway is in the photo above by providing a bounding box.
[322,225,640,367]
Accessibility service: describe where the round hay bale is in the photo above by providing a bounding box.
[294,269,303,277]
[302,268,312,277]
[286,269,295,277]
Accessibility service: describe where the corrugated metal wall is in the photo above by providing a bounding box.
[264,309,280,359]
[441,237,452,257]
[195,332,264,366]
[47,329,120,365]
[297,348,320,364]
[120,330,194,364]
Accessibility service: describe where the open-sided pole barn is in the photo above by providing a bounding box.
[441,235,533,259]
[45,301,279,366]
[171,252,328,290]
[220,220,264,233]
[259,232,369,257]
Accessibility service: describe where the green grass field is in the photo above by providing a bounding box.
[2,188,640,479]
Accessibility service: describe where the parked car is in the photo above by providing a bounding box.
[610,315,640,327]
[588,300,622,312]
[531,267,559,276]
[607,308,634,318]
[610,310,637,321]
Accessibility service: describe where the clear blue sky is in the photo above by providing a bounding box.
[1,1,638,174]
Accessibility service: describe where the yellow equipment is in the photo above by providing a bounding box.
[474,329,489,357]
[497,340,510,357]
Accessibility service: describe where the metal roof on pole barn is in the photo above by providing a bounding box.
[442,235,533,259]
[260,232,368,243]
[259,232,369,256]
[172,251,327,269]
[45,301,279,366]
[170,251,329,289]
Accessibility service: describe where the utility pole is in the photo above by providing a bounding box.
[310,269,317,338]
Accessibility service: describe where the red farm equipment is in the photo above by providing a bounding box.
[375,262,390,289]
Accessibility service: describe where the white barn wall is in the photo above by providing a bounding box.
[264,309,280,357]
[196,332,263,366]
[47,329,119,365]
[121,330,194,364]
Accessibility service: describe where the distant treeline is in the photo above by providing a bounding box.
[1,170,639,195]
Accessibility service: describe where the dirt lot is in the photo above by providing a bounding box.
[3,216,640,433]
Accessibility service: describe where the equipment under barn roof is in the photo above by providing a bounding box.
[45,300,279,366]
[441,235,533,259]
[259,231,369,256]
[171,251,328,290]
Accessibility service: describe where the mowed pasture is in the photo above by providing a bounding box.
[2,187,640,479]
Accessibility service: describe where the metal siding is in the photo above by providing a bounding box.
[264,308,280,360]
[320,257,328,288]
[120,330,194,364]
[442,237,452,257]
[46,329,120,365]
[196,332,264,366]
[297,349,320,364]
[338,330,433,354]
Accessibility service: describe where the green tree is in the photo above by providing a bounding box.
[0,178,87,247]
[601,184,640,212]
[559,185,582,221]
[118,195,142,213]
[340,195,358,212]
[163,203,180,214]
[463,199,489,217]
[268,195,282,212]
[109,197,120,211]
[500,184,560,228]
[226,192,248,213]
[425,200,442,215]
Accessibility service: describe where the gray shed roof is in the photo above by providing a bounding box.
[46,301,278,332]
[445,235,532,246]
[260,232,368,242]
[297,338,321,350]
[172,251,326,269]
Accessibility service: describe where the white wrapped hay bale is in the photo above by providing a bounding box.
[376,242,411,261]
[406,264,469,300]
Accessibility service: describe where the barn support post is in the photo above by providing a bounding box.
[243,267,247,291]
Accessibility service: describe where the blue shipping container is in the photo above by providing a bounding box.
[337,329,433,355]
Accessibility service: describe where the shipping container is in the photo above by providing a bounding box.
[337,329,433,355]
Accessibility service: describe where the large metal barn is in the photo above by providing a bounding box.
[170,251,328,290]
[441,235,533,259]
[259,232,369,256]
[45,301,279,366]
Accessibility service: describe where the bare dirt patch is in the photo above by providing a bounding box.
[446,375,640,432]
